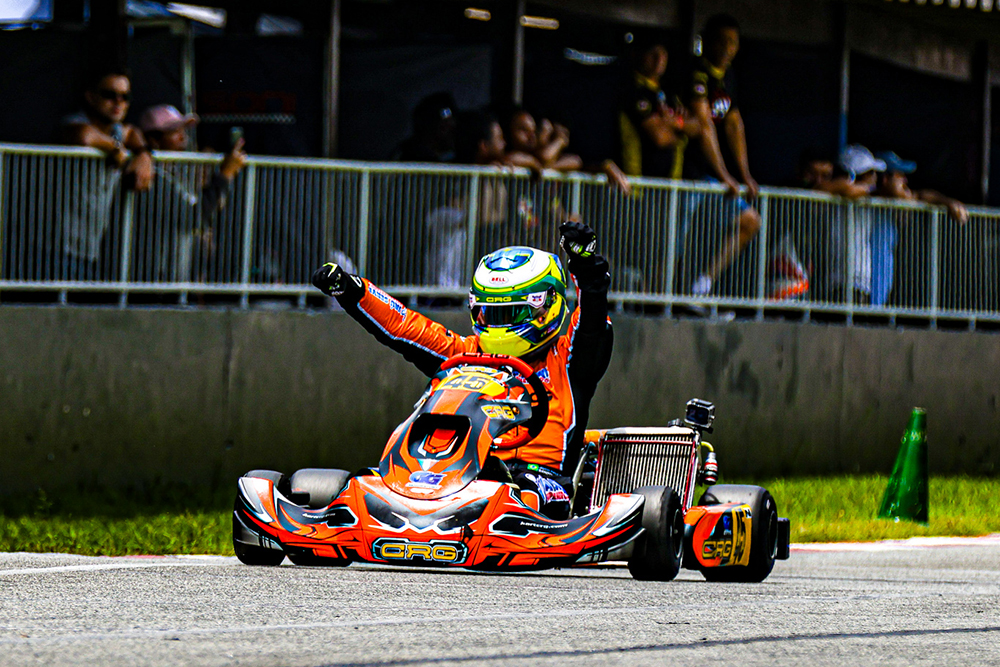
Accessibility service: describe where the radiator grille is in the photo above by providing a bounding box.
[591,429,697,511]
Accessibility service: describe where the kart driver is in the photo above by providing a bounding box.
[311,221,612,520]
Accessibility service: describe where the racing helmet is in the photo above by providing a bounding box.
[469,246,568,357]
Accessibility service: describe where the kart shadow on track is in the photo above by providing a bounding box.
[233,353,790,582]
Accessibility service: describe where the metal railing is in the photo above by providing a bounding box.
[1,142,998,325]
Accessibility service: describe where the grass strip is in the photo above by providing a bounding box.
[1,476,998,557]
[755,475,1000,543]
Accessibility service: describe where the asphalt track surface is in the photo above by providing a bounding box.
[1,537,999,667]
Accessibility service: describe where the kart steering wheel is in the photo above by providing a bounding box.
[439,353,550,448]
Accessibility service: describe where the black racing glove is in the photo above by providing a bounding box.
[559,220,597,260]
[311,262,363,299]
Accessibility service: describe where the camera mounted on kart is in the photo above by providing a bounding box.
[684,398,715,433]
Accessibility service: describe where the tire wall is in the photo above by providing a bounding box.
[0,306,996,494]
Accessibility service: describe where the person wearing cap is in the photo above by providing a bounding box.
[865,150,969,307]
[137,104,248,282]
[875,151,968,224]
[832,144,885,305]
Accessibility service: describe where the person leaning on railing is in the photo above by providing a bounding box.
[139,104,248,283]
[870,150,968,307]
[60,68,153,280]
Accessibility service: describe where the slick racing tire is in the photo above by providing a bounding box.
[286,552,351,567]
[697,485,778,583]
[289,468,352,509]
[627,486,684,581]
[233,470,288,566]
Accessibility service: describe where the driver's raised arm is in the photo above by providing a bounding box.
[559,220,613,371]
[312,265,477,376]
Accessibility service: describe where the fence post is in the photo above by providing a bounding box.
[755,192,770,319]
[239,164,258,308]
[844,201,855,324]
[664,184,679,301]
[0,148,6,280]
[465,173,480,285]
[357,169,371,277]
[929,208,940,320]
[570,176,582,217]
[118,191,135,307]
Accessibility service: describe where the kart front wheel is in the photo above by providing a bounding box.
[698,485,778,583]
[233,470,288,566]
[628,486,684,581]
[233,538,286,566]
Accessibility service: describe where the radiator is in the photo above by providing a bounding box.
[590,427,698,511]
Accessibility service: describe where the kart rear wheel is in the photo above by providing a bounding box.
[627,486,684,581]
[233,470,288,566]
[698,485,778,583]
[289,468,352,509]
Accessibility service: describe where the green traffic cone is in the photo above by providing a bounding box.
[877,408,929,524]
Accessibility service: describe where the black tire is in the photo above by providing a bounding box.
[286,552,351,567]
[289,468,352,509]
[233,470,288,566]
[697,484,778,583]
[627,486,684,581]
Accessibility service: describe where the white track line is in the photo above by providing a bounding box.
[0,557,229,577]
[793,534,1000,552]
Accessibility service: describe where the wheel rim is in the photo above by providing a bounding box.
[766,511,778,560]
[670,507,684,560]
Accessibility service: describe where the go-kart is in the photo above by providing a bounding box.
[233,353,790,581]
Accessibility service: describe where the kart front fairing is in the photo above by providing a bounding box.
[236,473,644,569]
[234,362,646,569]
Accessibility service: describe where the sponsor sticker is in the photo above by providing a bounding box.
[372,537,467,564]
[485,248,533,271]
[407,471,445,488]
[527,474,570,504]
[526,292,546,307]
[482,404,519,420]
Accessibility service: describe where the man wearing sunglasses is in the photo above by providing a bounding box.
[59,69,153,279]
[312,221,612,520]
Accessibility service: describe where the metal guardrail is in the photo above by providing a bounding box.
[1,142,998,325]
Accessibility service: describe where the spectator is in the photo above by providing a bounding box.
[138,104,248,282]
[875,151,968,224]
[503,107,630,198]
[417,110,509,290]
[60,68,153,280]
[618,40,695,179]
[682,14,761,298]
[394,92,457,163]
[506,108,582,173]
[837,144,885,305]
[869,150,968,307]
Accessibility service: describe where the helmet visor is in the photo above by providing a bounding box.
[472,303,542,327]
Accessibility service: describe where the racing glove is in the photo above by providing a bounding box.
[311,262,363,301]
[559,220,609,291]
[559,220,597,260]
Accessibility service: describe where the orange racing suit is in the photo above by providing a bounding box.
[332,255,613,477]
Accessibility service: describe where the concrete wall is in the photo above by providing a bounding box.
[1,306,996,495]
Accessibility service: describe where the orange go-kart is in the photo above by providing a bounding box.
[233,353,790,581]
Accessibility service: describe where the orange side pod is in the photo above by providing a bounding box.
[684,503,753,569]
